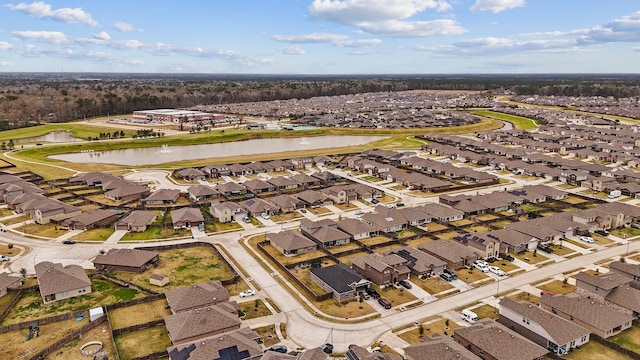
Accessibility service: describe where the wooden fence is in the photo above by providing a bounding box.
[29,315,107,360]
[0,309,88,334]
[589,334,640,360]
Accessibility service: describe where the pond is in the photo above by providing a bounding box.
[51,135,387,166]
[17,130,83,143]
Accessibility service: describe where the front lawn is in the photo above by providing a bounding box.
[71,227,115,241]
[120,227,192,241]
[537,280,576,295]
[513,250,549,264]
[455,268,490,284]
[239,299,272,320]
[398,318,459,344]
[508,291,540,305]
[414,277,455,294]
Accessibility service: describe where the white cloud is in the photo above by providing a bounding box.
[423,36,577,55]
[0,42,13,50]
[0,61,12,67]
[470,0,525,13]
[272,33,349,44]
[578,11,640,44]
[113,21,142,32]
[94,31,110,41]
[12,30,67,44]
[338,39,382,47]
[277,46,306,55]
[358,19,465,37]
[5,1,97,26]
[308,0,459,37]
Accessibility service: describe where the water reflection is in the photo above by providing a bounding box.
[17,131,83,143]
[51,135,386,166]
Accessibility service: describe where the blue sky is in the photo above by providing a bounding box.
[0,0,639,74]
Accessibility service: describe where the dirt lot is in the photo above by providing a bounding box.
[47,322,117,360]
[0,318,89,359]
[109,299,171,329]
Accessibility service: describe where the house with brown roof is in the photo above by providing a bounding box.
[267,176,299,191]
[267,230,317,256]
[143,189,181,205]
[164,302,241,345]
[61,209,120,230]
[336,218,379,240]
[243,178,276,194]
[210,201,246,223]
[404,333,481,360]
[609,260,640,286]
[420,203,464,222]
[187,185,220,202]
[453,233,505,260]
[176,168,206,181]
[498,298,590,355]
[389,246,446,277]
[33,198,82,225]
[289,172,321,187]
[35,261,92,303]
[361,208,407,234]
[0,273,21,298]
[300,218,350,248]
[575,271,631,301]
[268,194,305,213]
[295,190,333,208]
[240,198,277,216]
[114,210,157,232]
[93,248,159,273]
[171,208,205,229]
[351,253,410,286]
[167,328,262,360]
[346,344,401,360]
[453,318,548,360]
[540,293,633,338]
[216,182,247,197]
[484,228,538,253]
[227,163,252,176]
[165,281,231,314]
[419,240,481,270]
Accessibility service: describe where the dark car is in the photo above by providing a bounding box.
[398,280,412,289]
[440,272,455,282]
[371,198,380,204]
[632,223,640,230]
[365,287,381,299]
[500,253,514,262]
[443,268,458,279]
[320,343,334,354]
[378,298,392,309]
[395,202,405,207]
[537,243,553,253]
[62,240,76,245]
[594,230,609,237]
[266,345,288,353]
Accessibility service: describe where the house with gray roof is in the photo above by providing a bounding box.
[404,333,481,360]
[165,281,231,314]
[35,261,91,304]
[389,246,446,277]
[336,218,379,240]
[164,302,240,345]
[216,181,247,197]
[167,328,262,360]
[294,190,333,208]
[309,263,370,302]
[93,248,159,273]
[186,185,220,202]
[0,273,21,298]
[171,208,205,229]
[114,210,157,232]
[540,293,633,338]
[453,318,548,360]
[268,194,305,213]
[498,298,590,355]
[351,253,410,286]
[61,209,120,230]
[419,240,481,270]
[240,198,277,216]
[420,203,464,222]
[609,260,640,286]
[361,208,407,234]
[267,230,317,256]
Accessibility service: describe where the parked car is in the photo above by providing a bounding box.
[62,240,76,245]
[474,260,488,267]
[358,291,370,300]
[500,253,514,262]
[0,255,9,262]
[579,236,595,244]
[395,202,405,207]
[355,210,364,215]
[398,280,412,289]
[245,193,255,198]
[300,208,307,213]
[443,268,458,279]
[594,230,609,237]
[371,199,379,204]
[537,243,553,253]
[378,298,392,309]
[488,266,506,276]
[632,223,640,230]
[386,204,395,209]
[243,216,251,223]
[473,262,490,273]
[440,272,455,282]
[261,213,270,220]
[365,287,380,299]
[239,289,255,298]
[267,345,288,353]
[319,343,334,354]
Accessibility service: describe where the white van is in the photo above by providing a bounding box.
[461,309,480,323]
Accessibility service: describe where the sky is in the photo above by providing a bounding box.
[0,0,639,74]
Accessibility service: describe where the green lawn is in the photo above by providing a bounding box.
[71,227,115,241]
[611,326,640,354]
[473,110,539,130]
[120,227,192,241]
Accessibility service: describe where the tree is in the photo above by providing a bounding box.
[20,268,27,282]
[7,139,14,150]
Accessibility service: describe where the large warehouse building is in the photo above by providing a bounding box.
[132,109,226,124]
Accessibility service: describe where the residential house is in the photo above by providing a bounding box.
[389,246,446,278]
[267,176,299,191]
[484,228,538,253]
[167,328,262,360]
[216,182,247,197]
[419,240,481,270]
[143,189,181,205]
[540,293,633,338]
[268,194,305,213]
[452,233,505,260]
[336,218,379,240]
[210,201,246,223]
[295,190,333,208]
[0,273,21,298]
[93,248,159,273]
[404,333,481,360]
[351,253,410,286]
[346,345,401,360]
[228,163,252,176]
[420,203,464,222]
[171,208,205,229]
[498,298,590,355]
[309,263,370,302]
[453,318,548,360]
[114,210,157,232]
[300,218,351,248]
[165,281,231,314]
[311,171,342,185]
[243,178,276,194]
[240,198,277,217]
[609,261,640,286]
[267,230,317,256]
[176,168,206,181]
[289,173,321,188]
[164,302,241,345]
[61,209,120,230]
[361,207,408,234]
[33,198,82,225]
[35,261,92,304]
[187,185,220,202]
[574,271,640,317]
[104,182,151,202]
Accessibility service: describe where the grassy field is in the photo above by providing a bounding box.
[114,324,172,360]
[473,110,539,130]
[254,325,281,348]
[2,279,142,325]
[473,304,499,319]
[239,299,272,320]
[414,277,455,294]
[113,246,235,292]
[564,339,634,360]
[398,318,459,344]
[71,227,115,241]
[46,322,117,360]
[119,227,192,241]
[109,299,171,329]
[611,326,640,354]
[537,280,576,295]
[508,291,540,305]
